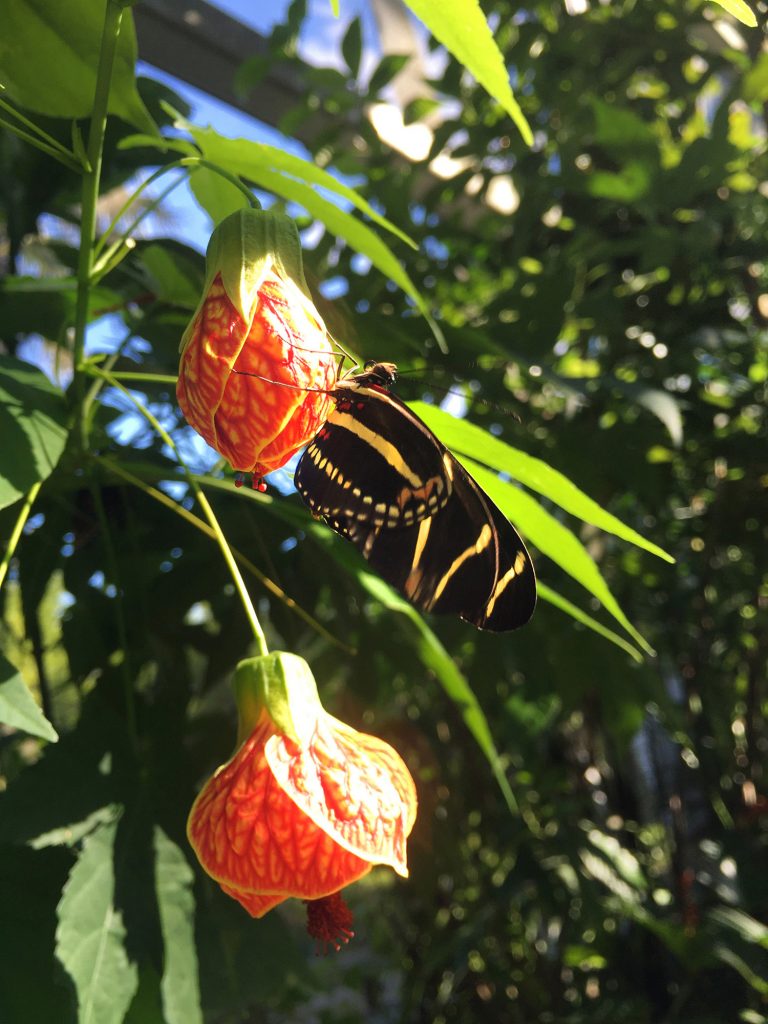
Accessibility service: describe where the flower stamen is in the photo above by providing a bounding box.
[305,892,355,954]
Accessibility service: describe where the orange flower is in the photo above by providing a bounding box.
[177,209,337,483]
[188,653,417,951]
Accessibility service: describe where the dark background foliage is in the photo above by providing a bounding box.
[0,0,766,1021]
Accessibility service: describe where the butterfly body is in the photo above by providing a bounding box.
[295,362,536,632]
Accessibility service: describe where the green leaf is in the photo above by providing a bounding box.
[403,96,443,124]
[588,830,646,889]
[341,17,363,78]
[744,54,768,103]
[592,99,657,152]
[613,382,683,447]
[0,654,58,741]
[183,121,417,250]
[282,0,308,41]
[188,165,250,227]
[707,0,757,26]
[0,355,68,510]
[368,54,411,94]
[587,161,652,202]
[55,815,139,1024]
[136,243,203,310]
[709,907,768,947]
[154,829,202,1024]
[402,0,533,144]
[537,584,643,663]
[0,0,155,133]
[459,457,654,655]
[409,403,674,563]
[711,943,768,996]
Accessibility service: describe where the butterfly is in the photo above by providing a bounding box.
[294,361,536,632]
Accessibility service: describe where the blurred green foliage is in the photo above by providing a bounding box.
[0,0,767,1022]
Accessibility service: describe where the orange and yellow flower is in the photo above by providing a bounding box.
[188,653,417,950]
[177,209,337,482]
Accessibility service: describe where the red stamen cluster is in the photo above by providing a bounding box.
[305,892,355,954]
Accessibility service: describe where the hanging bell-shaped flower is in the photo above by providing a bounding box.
[177,209,338,483]
[187,652,418,951]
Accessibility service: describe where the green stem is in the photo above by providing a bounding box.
[0,96,79,156]
[106,371,178,385]
[72,0,125,445]
[88,366,268,654]
[0,119,82,173]
[0,96,84,171]
[0,481,42,592]
[181,158,260,208]
[193,490,268,654]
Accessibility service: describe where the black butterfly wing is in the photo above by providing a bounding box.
[295,382,453,529]
[460,472,537,631]
[340,454,537,632]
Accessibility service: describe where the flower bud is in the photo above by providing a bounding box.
[177,209,337,480]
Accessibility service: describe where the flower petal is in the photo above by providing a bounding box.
[217,273,335,475]
[266,714,417,877]
[220,886,287,919]
[176,273,248,455]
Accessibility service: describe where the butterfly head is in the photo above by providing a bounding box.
[351,361,398,390]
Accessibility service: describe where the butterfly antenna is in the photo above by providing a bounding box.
[229,337,356,395]
[329,335,361,376]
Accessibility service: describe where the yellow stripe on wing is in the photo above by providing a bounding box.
[483,550,528,621]
[428,524,494,609]
[331,410,425,488]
